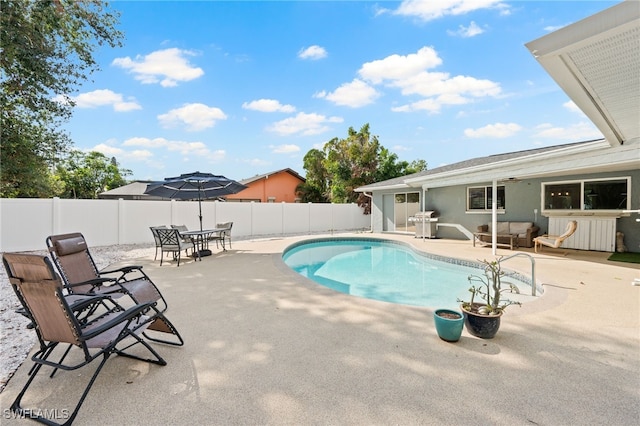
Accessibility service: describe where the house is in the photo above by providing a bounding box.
[99,181,164,200]
[224,168,305,203]
[356,1,640,253]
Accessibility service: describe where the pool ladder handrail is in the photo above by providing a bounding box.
[500,252,537,296]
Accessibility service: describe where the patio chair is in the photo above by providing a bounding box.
[2,252,166,426]
[533,220,578,253]
[150,225,167,260]
[47,232,184,346]
[171,224,198,252]
[209,221,233,251]
[155,227,196,266]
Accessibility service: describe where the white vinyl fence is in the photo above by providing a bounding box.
[0,198,371,252]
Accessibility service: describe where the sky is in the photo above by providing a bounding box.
[63,0,617,182]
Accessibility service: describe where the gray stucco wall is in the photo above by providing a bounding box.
[371,169,640,252]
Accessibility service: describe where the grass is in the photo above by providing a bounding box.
[607,252,640,264]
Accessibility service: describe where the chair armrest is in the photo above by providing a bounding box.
[477,225,489,232]
[67,277,115,292]
[101,265,143,275]
[526,226,540,239]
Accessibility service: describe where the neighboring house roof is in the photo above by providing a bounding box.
[358,1,640,192]
[239,168,305,185]
[525,1,639,147]
[99,181,162,199]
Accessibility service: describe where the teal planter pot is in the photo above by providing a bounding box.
[434,309,464,342]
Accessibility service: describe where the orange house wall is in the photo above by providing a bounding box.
[225,172,303,202]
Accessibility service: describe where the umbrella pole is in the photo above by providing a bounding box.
[198,188,203,232]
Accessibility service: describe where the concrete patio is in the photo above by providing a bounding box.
[1,233,639,425]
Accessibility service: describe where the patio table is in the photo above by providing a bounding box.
[472,232,519,250]
[180,228,225,257]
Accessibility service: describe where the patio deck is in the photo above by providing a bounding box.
[1,233,638,425]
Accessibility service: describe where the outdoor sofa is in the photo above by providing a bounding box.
[475,221,540,249]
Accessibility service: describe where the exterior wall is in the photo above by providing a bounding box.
[0,199,369,252]
[226,172,303,203]
[370,169,640,252]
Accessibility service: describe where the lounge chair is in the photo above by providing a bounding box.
[2,252,166,426]
[533,220,578,253]
[155,227,196,266]
[47,232,183,346]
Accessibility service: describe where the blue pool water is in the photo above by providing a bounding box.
[282,238,538,309]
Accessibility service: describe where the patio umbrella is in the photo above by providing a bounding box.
[144,171,247,231]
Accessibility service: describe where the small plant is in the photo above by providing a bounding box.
[458,257,522,315]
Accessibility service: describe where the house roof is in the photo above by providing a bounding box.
[239,168,305,185]
[358,1,640,193]
[357,138,640,191]
[99,181,158,198]
[525,0,640,147]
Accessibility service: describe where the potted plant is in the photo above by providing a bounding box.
[433,309,464,342]
[458,257,521,339]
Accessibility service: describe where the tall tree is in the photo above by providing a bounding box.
[0,0,123,197]
[296,148,330,203]
[299,124,427,213]
[55,150,130,199]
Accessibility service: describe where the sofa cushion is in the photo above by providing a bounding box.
[510,222,533,237]
[496,222,510,234]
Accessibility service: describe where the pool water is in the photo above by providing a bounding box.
[282,238,538,309]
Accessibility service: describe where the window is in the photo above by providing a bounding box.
[542,177,629,212]
[467,185,505,211]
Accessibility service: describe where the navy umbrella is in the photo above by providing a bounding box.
[144,171,247,231]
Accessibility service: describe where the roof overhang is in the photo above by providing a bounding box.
[408,139,639,189]
[525,1,640,147]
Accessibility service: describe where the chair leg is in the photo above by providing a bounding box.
[11,353,111,426]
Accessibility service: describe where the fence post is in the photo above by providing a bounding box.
[52,197,61,236]
[118,198,125,245]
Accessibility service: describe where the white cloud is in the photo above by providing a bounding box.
[464,122,522,138]
[448,21,484,37]
[359,46,442,84]
[93,143,154,161]
[393,0,508,21]
[270,144,301,154]
[533,122,603,140]
[563,100,583,114]
[158,103,227,131]
[70,89,141,112]
[298,45,328,60]
[316,79,380,108]
[242,99,296,113]
[357,46,501,113]
[112,48,204,87]
[267,112,343,136]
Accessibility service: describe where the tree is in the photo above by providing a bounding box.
[0,0,124,197]
[296,148,330,203]
[55,150,130,199]
[299,123,428,213]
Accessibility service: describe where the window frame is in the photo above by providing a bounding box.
[541,176,630,214]
[466,185,505,213]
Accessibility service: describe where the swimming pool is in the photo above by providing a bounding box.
[282,238,540,309]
